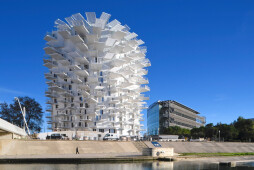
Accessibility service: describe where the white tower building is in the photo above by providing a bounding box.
[44,12,150,137]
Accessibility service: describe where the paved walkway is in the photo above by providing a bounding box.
[144,141,254,153]
[177,155,254,163]
[0,152,142,159]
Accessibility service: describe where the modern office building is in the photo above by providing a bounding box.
[44,12,150,137]
[147,100,206,135]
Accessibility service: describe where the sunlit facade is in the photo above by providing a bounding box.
[44,12,150,137]
[147,100,206,135]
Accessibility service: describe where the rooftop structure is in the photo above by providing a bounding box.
[147,100,206,135]
[44,12,150,137]
[0,118,27,139]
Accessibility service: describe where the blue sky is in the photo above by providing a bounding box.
[0,0,254,131]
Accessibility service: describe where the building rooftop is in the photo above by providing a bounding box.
[149,100,200,115]
[168,100,200,115]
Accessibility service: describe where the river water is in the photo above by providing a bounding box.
[0,161,253,170]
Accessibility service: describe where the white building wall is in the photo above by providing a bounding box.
[44,12,150,137]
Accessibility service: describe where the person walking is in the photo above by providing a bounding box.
[76,146,79,154]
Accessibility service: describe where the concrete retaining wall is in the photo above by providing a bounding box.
[2,140,254,156]
[144,141,254,153]
[0,140,139,156]
[143,148,174,157]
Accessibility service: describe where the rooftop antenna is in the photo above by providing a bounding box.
[14,97,31,135]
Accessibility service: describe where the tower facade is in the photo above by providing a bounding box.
[44,12,150,137]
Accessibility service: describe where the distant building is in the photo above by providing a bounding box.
[147,100,206,135]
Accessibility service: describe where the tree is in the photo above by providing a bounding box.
[0,96,43,133]
[191,126,205,139]
[234,117,254,142]
[215,123,238,141]
[204,123,216,140]
[160,126,191,138]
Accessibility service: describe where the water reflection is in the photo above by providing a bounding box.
[0,161,253,170]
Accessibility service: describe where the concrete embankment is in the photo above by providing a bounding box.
[1,140,254,164]
[144,141,254,153]
[1,140,254,156]
[0,140,155,163]
[0,140,140,156]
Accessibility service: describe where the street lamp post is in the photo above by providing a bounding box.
[219,130,220,142]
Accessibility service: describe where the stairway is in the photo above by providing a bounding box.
[132,141,149,152]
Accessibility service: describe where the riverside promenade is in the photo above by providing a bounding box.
[1,140,254,163]
[144,141,254,153]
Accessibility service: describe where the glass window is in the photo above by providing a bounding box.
[147,103,160,135]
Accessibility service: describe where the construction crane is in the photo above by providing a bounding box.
[15,97,31,135]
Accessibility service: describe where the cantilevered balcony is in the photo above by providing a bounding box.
[70,35,84,44]
[123,45,134,53]
[71,75,83,84]
[79,90,90,97]
[90,62,103,70]
[77,43,89,52]
[131,62,144,69]
[137,69,148,75]
[110,58,126,67]
[88,96,97,103]
[108,97,119,103]
[68,51,89,64]
[88,76,98,83]
[58,58,71,66]
[46,105,52,112]
[46,41,64,48]
[58,30,71,39]
[55,71,68,79]
[73,65,89,77]
[49,83,66,93]
[95,90,105,97]
[110,44,124,53]
[49,53,65,60]
[44,32,56,41]
[79,83,90,90]
[44,73,56,80]
[44,47,57,55]
[134,77,149,84]
[141,58,151,67]
[43,60,58,69]
[45,91,59,98]
[120,82,133,88]
[73,25,89,37]
[135,52,145,59]
[108,72,122,79]
[46,99,53,105]
[80,117,92,122]
[86,34,97,44]
[61,91,74,98]
[140,106,148,110]
[119,68,135,76]
[139,117,145,121]
[140,85,150,92]
[93,42,106,51]
[112,31,127,40]
[127,39,139,47]
[139,94,149,100]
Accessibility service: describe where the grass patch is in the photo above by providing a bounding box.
[180,152,254,157]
